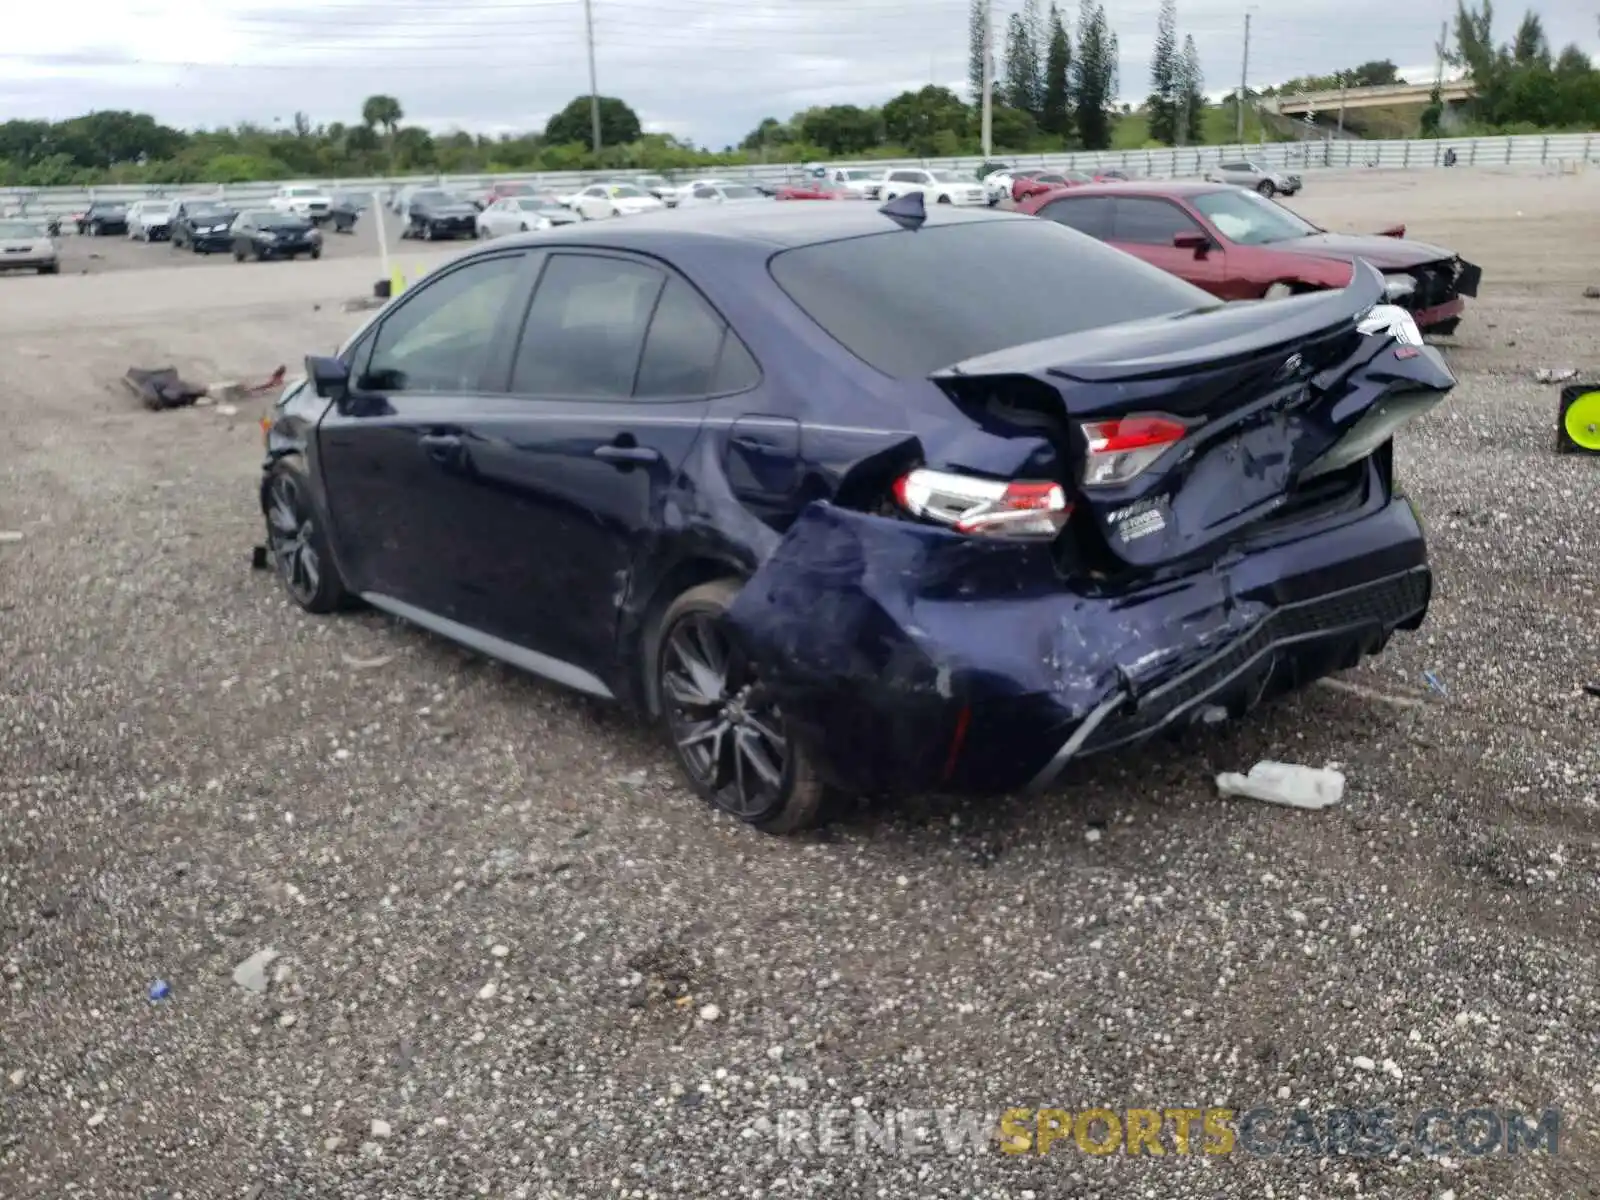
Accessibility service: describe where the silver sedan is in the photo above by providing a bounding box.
[475,196,581,239]
[0,218,59,275]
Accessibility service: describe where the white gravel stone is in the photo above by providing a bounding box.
[232,948,279,995]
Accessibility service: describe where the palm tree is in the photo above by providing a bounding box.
[361,95,404,172]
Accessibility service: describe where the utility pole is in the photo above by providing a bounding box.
[1235,10,1251,144]
[1337,72,1347,135]
[980,0,994,159]
[1434,19,1448,90]
[584,0,602,154]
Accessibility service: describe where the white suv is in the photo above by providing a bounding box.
[269,185,334,223]
[879,168,987,207]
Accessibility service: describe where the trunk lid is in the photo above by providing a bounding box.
[930,263,1454,570]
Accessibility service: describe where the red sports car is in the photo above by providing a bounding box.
[1018,180,1480,334]
[774,179,856,201]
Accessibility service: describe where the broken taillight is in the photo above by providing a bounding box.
[893,468,1072,540]
[1079,415,1188,487]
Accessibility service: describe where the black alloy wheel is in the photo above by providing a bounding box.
[656,581,833,833]
[1257,179,1277,197]
[262,466,350,613]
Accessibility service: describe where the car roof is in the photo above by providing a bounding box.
[495,199,1027,251]
[1040,180,1231,199]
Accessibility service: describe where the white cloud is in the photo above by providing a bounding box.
[4,0,1596,147]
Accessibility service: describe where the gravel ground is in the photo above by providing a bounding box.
[2,168,1598,1199]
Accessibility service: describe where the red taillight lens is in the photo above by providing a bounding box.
[1079,416,1188,487]
[893,468,1072,540]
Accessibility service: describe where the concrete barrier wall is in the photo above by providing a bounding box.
[3,132,1596,218]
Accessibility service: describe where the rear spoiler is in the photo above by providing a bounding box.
[933,260,1387,385]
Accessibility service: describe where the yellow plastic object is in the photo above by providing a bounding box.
[1563,389,1600,452]
[390,265,406,296]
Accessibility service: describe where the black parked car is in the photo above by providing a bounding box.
[76,202,128,236]
[170,201,239,253]
[327,192,365,233]
[230,209,323,261]
[260,198,1454,833]
[402,190,478,240]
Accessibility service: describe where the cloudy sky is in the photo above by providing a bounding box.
[4,0,1595,147]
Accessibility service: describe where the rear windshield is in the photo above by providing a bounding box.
[768,218,1216,377]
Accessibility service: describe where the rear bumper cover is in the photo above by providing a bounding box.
[725,494,1430,797]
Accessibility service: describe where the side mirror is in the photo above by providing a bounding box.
[1173,231,1212,256]
[307,354,350,402]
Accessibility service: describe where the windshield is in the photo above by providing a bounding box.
[637,176,668,188]
[188,207,228,221]
[721,185,761,199]
[611,185,645,198]
[1192,188,1318,245]
[929,170,965,183]
[1066,171,1093,182]
[842,170,872,180]
[413,191,448,205]
[770,220,1216,378]
[0,220,45,238]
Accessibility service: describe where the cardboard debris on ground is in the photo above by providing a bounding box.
[123,366,208,411]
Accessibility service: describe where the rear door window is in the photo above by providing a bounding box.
[1037,196,1112,239]
[510,254,666,397]
[635,277,734,398]
[769,219,1214,378]
[1110,198,1206,245]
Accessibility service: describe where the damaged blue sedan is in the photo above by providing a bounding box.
[261,197,1453,833]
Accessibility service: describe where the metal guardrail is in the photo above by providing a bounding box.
[2,132,1595,219]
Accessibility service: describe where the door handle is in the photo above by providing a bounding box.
[593,443,661,466]
[419,432,462,462]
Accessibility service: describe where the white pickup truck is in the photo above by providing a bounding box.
[268,184,334,224]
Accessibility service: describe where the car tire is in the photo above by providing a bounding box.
[1256,180,1277,197]
[422,223,434,241]
[654,579,837,835]
[88,221,100,237]
[310,246,321,260]
[261,463,353,615]
[37,263,58,276]
[233,246,246,262]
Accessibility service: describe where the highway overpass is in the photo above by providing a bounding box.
[1265,80,1474,116]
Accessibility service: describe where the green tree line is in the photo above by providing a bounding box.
[1434,2,1600,132]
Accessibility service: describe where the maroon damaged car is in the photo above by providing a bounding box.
[1018,181,1480,334]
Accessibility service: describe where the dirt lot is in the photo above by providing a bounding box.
[2,169,1598,1198]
